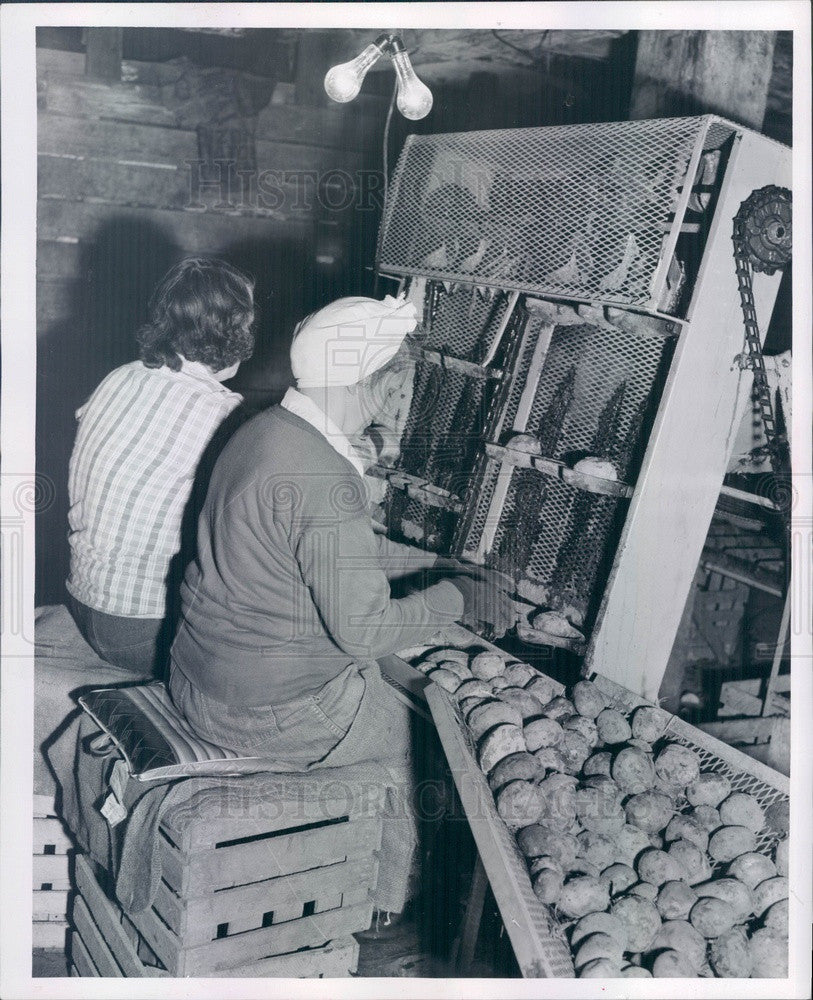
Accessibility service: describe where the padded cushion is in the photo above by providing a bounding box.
[79,682,271,782]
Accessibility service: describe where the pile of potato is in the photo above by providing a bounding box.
[418,647,790,979]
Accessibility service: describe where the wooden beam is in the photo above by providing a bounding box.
[84,28,123,82]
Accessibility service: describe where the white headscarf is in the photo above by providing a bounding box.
[290,294,418,389]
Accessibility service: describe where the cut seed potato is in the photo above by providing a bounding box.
[541,695,576,722]
[571,680,607,719]
[596,708,632,745]
[428,667,460,692]
[496,780,545,831]
[488,751,540,791]
[500,687,545,720]
[467,700,523,741]
[523,717,563,751]
[470,651,506,681]
[478,724,526,774]
[563,714,599,747]
[454,678,493,701]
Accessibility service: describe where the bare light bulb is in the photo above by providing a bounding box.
[390,44,433,120]
[324,36,389,104]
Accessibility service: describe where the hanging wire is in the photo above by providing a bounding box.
[382,76,398,208]
[491,28,549,64]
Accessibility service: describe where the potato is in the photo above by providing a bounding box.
[467,700,523,741]
[537,830,578,869]
[650,920,706,971]
[525,675,557,704]
[583,751,612,778]
[690,897,737,938]
[616,824,653,865]
[627,881,658,902]
[764,898,789,933]
[422,647,470,666]
[601,863,637,895]
[539,773,578,825]
[530,610,583,638]
[719,792,765,834]
[557,876,610,919]
[578,958,622,978]
[563,714,599,747]
[664,814,709,852]
[496,780,545,830]
[490,675,511,691]
[500,687,545,720]
[559,730,593,773]
[575,787,625,835]
[689,804,721,833]
[429,667,460,692]
[708,927,752,978]
[436,660,473,681]
[620,965,652,977]
[727,852,776,890]
[458,696,486,718]
[611,895,662,952]
[612,747,656,794]
[534,746,569,773]
[708,825,757,863]
[686,771,731,808]
[532,866,565,904]
[694,878,754,922]
[574,932,624,970]
[596,708,632,745]
[764,799,790,836]
[752,876,788,918]
[654,744,700,789]
[657,880,698,920]
[630,705,669,743]
[517,823,556,859]
[541,695,576,722]
[651,950,697,977]
[478,724,526,774]
[571,911,626,949]
[749,928,788,977]
[577,831,618,872]
[625,791,674,833]
[667,839,711,885]
[636,848,684,886]
[572,680,607,719]
[523,717,563,751]
[503,662,537,687]
[774,837,788,877]
[454,678,493,701]
[488,752,541,792]
[466,650,504,681]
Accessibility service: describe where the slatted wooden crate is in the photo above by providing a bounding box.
[33,793,74,950]
[69,790,380,977]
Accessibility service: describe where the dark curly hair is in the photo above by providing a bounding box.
[136,257,256,372]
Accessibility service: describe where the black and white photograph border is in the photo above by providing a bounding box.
[1,3,811,999]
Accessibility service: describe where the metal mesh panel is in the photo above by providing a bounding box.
[380,116,712,307]
[424,283,514,363]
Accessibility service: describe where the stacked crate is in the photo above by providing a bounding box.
[33,793,74,950]
[69,788,381,977]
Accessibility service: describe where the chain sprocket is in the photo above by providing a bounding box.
[732,185,792,477]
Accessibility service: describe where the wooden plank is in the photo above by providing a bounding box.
[69,930,100,978]
[74,854,148,978]
[32,920,69,950]
[156,857,377,947]
[206,937,359,978]
[37,74,374,149]
[175,901,373,975]
[699,716,777,744]
[37,113,363,174]
[37,199,311,255]
[585,129,789,701]
[33,816,74,855]
[180,817,382,895]
[33,853,70,890]
[85,28,123,81]
[72,897,120,977]
[33,889,69,921]
[425,684,574,979]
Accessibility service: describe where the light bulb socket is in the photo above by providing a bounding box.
[387,35,406,55]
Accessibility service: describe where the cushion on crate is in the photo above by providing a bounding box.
[79,681,284,782]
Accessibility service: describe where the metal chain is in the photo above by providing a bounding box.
[732,188,791,474]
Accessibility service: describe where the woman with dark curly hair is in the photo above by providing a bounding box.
[65,257,255,676]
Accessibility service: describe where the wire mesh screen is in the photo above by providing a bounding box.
[383,283,524,548]
[460,317,675,625]
[379,117,713,307]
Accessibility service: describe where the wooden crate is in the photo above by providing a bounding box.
[33,793,74,951]
[69,789,380,977]
[70,855,360,978]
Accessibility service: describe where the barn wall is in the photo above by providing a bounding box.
[35,45,383,604]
